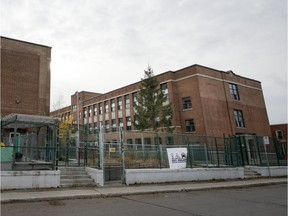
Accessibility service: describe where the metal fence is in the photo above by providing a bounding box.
[1,126,286,172]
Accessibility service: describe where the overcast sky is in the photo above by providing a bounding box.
[1,0,287,124]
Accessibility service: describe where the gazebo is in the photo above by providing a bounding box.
[1,113,59,170]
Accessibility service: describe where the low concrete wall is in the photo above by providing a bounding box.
[86,167,104,186]
[247,166,287,177]
[1,170,60,190]
[125,167,244,185]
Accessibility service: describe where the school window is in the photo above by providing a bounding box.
[276,130,283,140]
[110,99,115,112]
[135,138,142,150]
[83,108,87,118]
[234,110,245,128]
[185,119,195,132]
[161,83,169,98]
[132,92,138,106]
[154,137,162,145]
[125,94,130,109]
[166,136,174,145]
[229,83,240,100]
[104,101,109,113]
[126,116,132,130]
[117,97,122,110]
[93,104,97,116]
[126,139,133,149]
[72,105,76,112]
[182,97,192,110]
[88,106,92,117]
[105,120,110,132]
[99,103,103,114]
[112,119,117,132]
[118,118,123,127]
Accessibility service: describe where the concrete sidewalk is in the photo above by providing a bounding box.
[1,177,287,204]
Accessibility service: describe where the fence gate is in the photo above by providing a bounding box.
[223,135,263,166]
[102,127,125,183]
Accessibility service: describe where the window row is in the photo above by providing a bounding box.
[82,83,169,118]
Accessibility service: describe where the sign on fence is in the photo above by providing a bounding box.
[263,136,270,145]
[167,148,187,169]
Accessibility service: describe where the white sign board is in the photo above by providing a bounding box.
[263,136,270,145]
[167,148,187,169]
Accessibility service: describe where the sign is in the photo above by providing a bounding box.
[263,136,270,145]
[109,147,116,152]
[167,148,187,169]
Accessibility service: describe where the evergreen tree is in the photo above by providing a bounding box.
[133,66,173,132]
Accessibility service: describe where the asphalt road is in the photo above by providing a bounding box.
[1,184,287,216]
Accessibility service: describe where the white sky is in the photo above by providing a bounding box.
[1,0,287,124]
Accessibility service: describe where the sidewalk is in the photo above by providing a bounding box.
[1,177,287,204]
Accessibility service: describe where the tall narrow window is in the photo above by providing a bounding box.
[83,108,87,118]
[105,120,110,132]
[118,118,123,128]
[234,110,245,128]
[117,97,122,111]
[93,104,97,116]
[229,83,240,100]
[110,99,115,112]
[161,83,168,98]
[99,103,103,115]
[132,92,138,106]
[104,101,109,113]
[88,106,92,117]
[185,119,195,132]
[125,94,130,109]
[182,97,192,110]
[112,119,117,132]
[126,116,131,130]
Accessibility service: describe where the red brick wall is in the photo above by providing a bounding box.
[1,37,51,117]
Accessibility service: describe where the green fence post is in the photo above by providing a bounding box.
[187,143,193,168]
[65,125,70,166]
[119,126,125,184]
[238,136,245,167]
[84,125,88,166]
[272,137,281,166]
[156,132,162,169]
[255,136,262,165]
[55,127,59,170]
[215,137,220,167]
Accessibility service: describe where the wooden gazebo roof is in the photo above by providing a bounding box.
[1,113,59,128]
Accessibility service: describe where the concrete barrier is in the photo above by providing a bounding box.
[1,170,60,190]
[86,167,104,186]
[247,166,287,177]
[125,167,244,185]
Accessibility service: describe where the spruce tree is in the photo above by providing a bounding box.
[133,66,173,132]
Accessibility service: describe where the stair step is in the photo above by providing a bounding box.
[61,175,91,179]
[59,166,96,187]
[60,179,94,184]
[244,168,261,179]
[60,182,96,188]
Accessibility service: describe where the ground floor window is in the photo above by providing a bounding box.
[185,119,195,132]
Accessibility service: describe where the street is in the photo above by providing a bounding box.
[1,184,287,216]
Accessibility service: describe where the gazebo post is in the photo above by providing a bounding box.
[12,126,17,170]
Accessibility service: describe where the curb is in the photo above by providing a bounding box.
[1,179,287,204]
